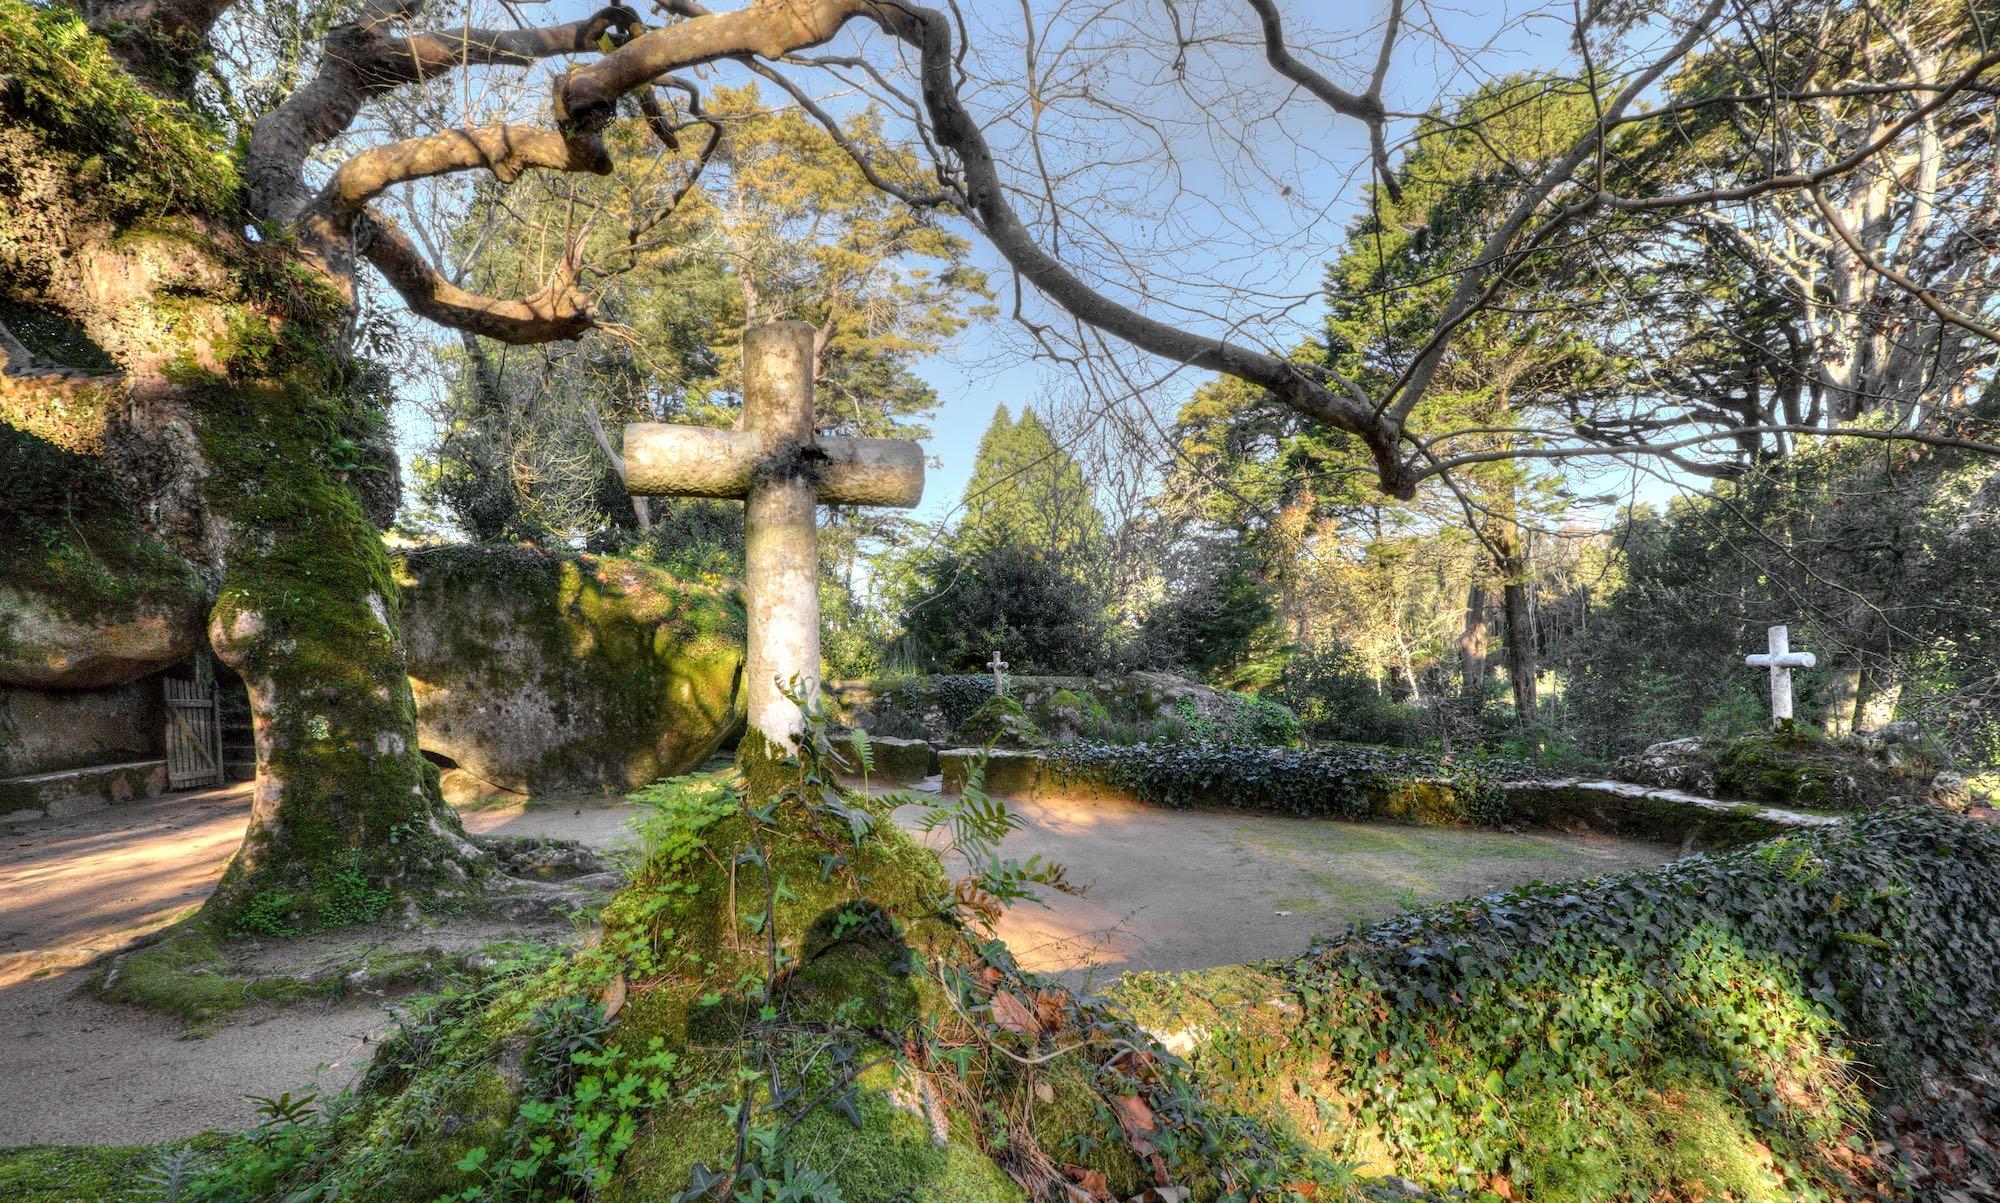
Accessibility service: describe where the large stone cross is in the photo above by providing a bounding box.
[1745,623,1816,728]
[623,322,924,751]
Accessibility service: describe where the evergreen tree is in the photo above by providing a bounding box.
[955,405,1107,577]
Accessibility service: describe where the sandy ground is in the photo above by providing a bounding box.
[0,787,642,1146]
[0,781,1676,1145]
[893,789,1679,990]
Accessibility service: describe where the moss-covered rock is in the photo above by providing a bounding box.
[1715,726,1918,810]
[951,694,1045,749]
[397,545,747,795]
[0,420,207,688]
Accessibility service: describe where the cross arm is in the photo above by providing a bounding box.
[1746,652,1817,668]
[623,424,924,507]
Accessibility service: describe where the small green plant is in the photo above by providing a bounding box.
[230,890,301,938]
[248,1091,318,1127]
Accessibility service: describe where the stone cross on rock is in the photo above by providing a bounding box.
[987,650,1010,696]
[623,322,924,751]
[1745,623,1816,728]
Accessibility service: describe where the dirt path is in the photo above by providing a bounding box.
[0,787,643,1146]
[890,790,1680,989]
[0,782,1677,1146]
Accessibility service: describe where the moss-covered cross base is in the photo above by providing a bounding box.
[117,750,1343,1202]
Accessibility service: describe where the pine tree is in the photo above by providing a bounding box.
[955,405,1106,576]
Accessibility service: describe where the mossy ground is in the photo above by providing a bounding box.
[0,1141,208,1203]
[86,912,543,1034]
[1716,726,1922,810]
[133,756,1339,1202]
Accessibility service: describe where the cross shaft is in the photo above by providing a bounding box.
[1744,623,1816,727]
[622,322,925,753]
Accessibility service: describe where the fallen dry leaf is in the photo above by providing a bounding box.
[991,989,1041,1038]
[599,972,627,1021]
[1062,1165,1112,1202]
[1108,1092,1158,1158]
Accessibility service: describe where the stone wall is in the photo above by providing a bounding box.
[0,677,162,777]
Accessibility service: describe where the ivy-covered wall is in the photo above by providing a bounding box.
[1116,808,2000,1199]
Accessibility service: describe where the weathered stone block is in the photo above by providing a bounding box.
[0,757,168,819]
[842,735,936,783]
[939,747,1045,796]
[398,545,746,796]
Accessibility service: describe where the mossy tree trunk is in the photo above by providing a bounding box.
[0,0,482,930]
[196,370,484,926]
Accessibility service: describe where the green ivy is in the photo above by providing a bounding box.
[1121,808,2000,1197]
[1046,739,1529,823]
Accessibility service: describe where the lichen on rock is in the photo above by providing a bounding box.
[396,544,747,796]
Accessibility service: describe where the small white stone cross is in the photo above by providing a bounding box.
[622,322,925,753]
[1745,623,1816,728]
[987,650,1010,696]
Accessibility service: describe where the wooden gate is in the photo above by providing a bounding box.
[165,659,224,790]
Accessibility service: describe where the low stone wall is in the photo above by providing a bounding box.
[936,748,1829,848]
[1501,778,1839,846]
[850,736,937,784]
[0,758,169,820]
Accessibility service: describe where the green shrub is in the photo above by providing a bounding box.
[1120,808,2000,1199]
[882,673,996,734]
[1278,645,1420,746]
[1046,739,1527,823]
[1167,692,1303,747]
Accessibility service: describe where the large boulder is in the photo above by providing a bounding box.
[1614,736,1720,795]
[0,584,205,688]
[397,545,746,796]
[0,420,209,689]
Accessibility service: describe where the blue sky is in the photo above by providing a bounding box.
[389,0,1681,533]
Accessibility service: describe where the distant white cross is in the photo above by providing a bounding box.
[622,322,924,752]
[987,650,1010,695]
[1745,623,1816,728]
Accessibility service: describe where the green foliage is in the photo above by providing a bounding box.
[0,0,239,218]
[1564,445,2000,764]
[1121,808,2000,1198]
[955,405,1107,569]
[229,853,392,937]
[898,544,1107,673]
[1277,643,1421,747]
[1132,541,1277,683]
[950,694,1046,749]
[1047,740,1525,825]
[1169,692,1301,747]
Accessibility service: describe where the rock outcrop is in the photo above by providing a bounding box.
[397,545,746,796]
[0,584,206,688]
[0,418,209,689]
